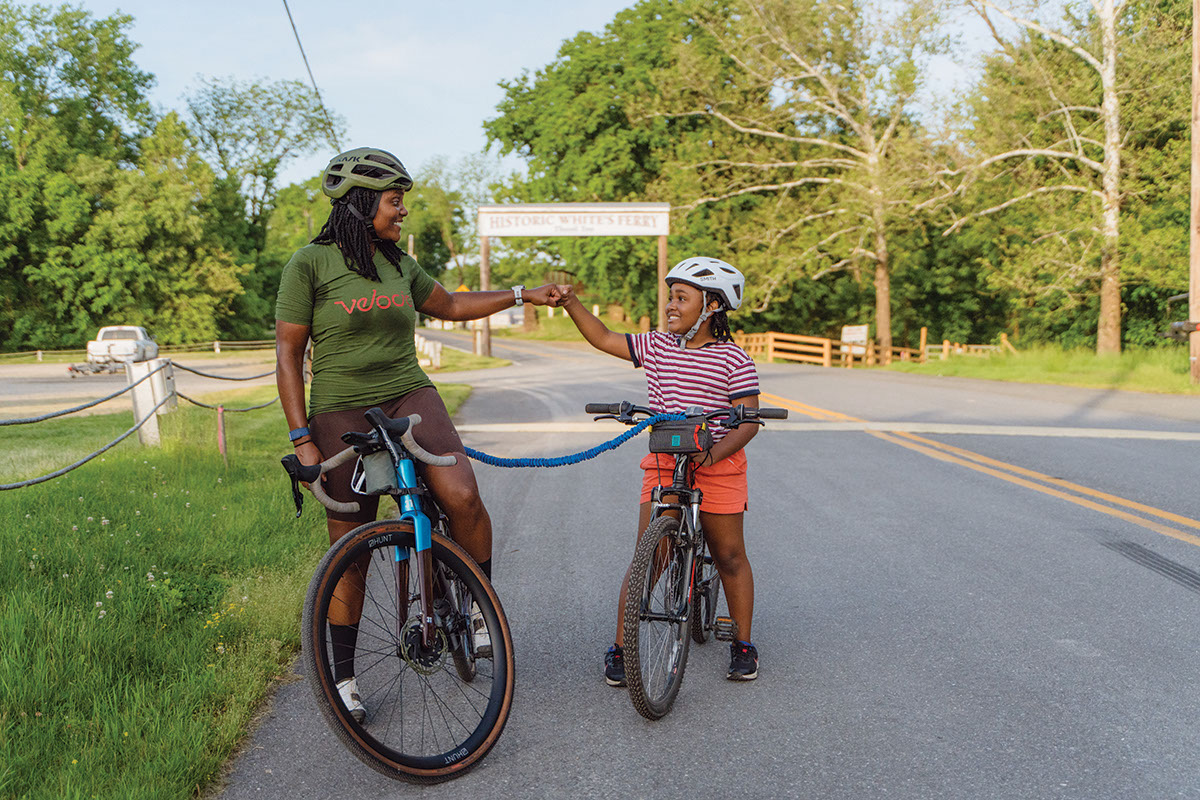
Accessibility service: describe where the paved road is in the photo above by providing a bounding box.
[212,336,1200,799]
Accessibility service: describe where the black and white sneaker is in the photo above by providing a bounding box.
[727,640,758,681]
[604,644,626,687]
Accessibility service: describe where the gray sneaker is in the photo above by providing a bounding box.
[336,676,367,722]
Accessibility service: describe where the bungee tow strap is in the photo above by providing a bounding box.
[462,413,684,468]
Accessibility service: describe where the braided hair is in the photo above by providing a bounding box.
[311,186,406,282]
[706,292,734,343]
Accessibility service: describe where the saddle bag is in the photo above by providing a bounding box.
[648,418,713,455]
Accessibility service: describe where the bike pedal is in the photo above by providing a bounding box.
[713,616,739,642]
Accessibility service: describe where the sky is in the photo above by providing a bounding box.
[59,0,994,189]
[65,0,640,185]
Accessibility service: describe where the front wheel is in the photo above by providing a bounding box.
[623,515,693,720]
[301,520,515,783]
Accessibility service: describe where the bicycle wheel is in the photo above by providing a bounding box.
[302,519,515,783]
[623,515,693,720]
[689,547,721,645]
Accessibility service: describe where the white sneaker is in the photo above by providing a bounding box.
[336,677,366,723]
[470,602,492,659]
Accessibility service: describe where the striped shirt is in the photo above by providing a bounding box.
[626,331,759,440]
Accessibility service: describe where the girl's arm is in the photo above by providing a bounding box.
[558,286,633,361]
[417,282,560,321]
[275,320,323,469]
[695,394,760,466]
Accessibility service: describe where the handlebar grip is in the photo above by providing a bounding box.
[399,414,458,468]
[585,403,622,415]
[756,407,788,419]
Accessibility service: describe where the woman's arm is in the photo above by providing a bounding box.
[417,282,560,321]
[276,320,322,468]
[558,286,633,361]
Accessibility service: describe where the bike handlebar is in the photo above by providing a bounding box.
[281,412,458,517]
[585,401,788,425]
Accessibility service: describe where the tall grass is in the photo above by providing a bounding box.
[886,344,1200,394]
[0,382,468,799]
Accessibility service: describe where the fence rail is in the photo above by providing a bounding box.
[734,328,1006,367]
[0,339,275,361]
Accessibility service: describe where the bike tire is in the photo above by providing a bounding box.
[301,519,515,783]
[689,550,721,645]
[623,515,692,720]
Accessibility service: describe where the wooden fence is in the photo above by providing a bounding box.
[733,329,1013,367]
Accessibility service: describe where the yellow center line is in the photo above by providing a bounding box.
[764,392,1200,547]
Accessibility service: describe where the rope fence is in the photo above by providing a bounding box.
[0,394,173,490]
[171,363,276,381]
[177,393,279,412]
[0,361,170,426]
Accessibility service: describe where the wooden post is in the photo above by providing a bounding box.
[822,338,832,368]
[1191,0,1200,382]
[866,339,876,366]
[919,327,928,364]
[941,339,950,361]
[766,332,776,363]
[479,236,491,357]
[1000,332,1018,354]
[217,405,228,467]
[657,235,668,332]
[407,233,415,259]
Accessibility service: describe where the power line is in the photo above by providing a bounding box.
[282,0,342,151]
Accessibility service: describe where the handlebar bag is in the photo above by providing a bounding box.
[649,419,714,454]
[351,451,398,495]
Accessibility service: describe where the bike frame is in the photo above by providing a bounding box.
[644,455,705,625]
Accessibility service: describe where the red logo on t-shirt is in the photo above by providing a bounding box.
[333,289,412,315]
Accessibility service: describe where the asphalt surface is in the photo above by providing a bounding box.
[156,335,1200,799]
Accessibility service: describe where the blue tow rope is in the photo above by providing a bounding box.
[463,413,684,468]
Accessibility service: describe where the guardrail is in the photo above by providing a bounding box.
[0,339,275,361]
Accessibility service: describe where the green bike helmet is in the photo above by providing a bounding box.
[321,147,413,200]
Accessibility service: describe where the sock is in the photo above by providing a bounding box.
[478,558,492,581]
[329,623,359,682]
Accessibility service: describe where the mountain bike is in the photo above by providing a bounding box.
[281,407,515,783]
[586,400,787,720]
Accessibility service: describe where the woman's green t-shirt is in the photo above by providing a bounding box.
[275,243,438,416]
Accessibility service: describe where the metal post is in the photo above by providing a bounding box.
[479,235,492,357]
[1191,0,1200,382]
[657,235,668,332]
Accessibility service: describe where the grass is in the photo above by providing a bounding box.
[886,344,1200,394]
[0,381,469,800]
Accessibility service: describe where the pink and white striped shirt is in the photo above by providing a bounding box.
[626,332,759,439]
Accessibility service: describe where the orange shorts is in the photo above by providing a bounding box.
[639,449,748,514]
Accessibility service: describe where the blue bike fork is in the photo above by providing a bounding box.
[390,457,437,648]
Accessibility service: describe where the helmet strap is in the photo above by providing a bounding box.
[682,307,713,342]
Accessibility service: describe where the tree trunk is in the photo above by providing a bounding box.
[1096,0,1122,355]
[871,185,893,361]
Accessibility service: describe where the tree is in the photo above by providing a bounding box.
[948,0,1182,354]
[21,114,245,344]
[644,0,955,355]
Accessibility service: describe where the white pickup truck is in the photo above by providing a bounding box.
[86,326,159,365]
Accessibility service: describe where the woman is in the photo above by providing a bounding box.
[275,146,559,717]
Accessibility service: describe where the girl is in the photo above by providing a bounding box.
[558,257,763,682]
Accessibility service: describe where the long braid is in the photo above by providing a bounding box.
[312,186,406,281]
[706,292,734,343]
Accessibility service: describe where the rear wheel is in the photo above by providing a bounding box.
[302,520,515,783]
[623,515,692,720]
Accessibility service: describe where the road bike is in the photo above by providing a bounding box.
[281,407,515,783]
[586,400,787,720]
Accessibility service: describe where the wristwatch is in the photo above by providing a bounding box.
[512,285,525,306]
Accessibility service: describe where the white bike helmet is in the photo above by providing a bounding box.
[664,257,745,340]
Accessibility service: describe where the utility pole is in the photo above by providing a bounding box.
[1191,0,1200,381]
